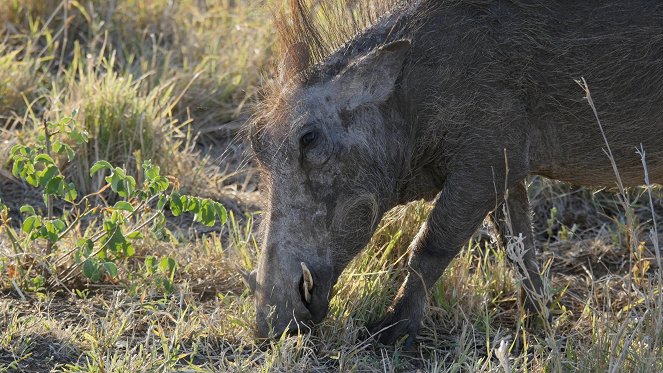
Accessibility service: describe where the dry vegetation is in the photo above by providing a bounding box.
[1,1,663,372]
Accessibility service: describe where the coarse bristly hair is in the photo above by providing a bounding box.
[249,0,413,155]
[273,0,405,82]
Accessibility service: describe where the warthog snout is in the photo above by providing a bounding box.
[254,261,331,338]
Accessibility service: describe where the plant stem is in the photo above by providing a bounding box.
[43,120,54,254]
[0,210,24,262]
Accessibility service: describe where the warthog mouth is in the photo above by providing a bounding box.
[298,261,334,325]
[253,260,335,338]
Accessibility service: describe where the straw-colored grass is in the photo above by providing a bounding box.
[0,45,39,124]
[2,194,663,371]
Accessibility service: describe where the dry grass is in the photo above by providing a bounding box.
[0,47,37,123]
[1,0,272,197]
[1,1,663,372]
[2,194,663,372]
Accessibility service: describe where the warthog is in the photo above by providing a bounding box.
[247,0,663,345]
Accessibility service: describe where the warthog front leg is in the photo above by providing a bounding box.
[490,180,546,314]
[370,173,496,347]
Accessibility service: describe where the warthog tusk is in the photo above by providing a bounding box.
[300,262,313,303]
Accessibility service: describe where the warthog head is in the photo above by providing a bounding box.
[248,39,411,337]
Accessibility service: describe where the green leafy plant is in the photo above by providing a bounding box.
[144,255,178,294]
[4,114,227,291]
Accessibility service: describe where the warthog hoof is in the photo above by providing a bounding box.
[369,297,425,349]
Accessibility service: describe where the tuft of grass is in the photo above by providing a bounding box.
[0,45,40,124]
[1,0,273,198]
[40,51,194,196]
[166,1,274,128]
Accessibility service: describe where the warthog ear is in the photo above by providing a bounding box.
[336,39,411,110]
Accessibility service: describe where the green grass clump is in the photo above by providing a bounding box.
[0,45,39,123]
[1,0,273,128]
[170,2,273,127]
[0,1,61,27]
[43,54,191,196]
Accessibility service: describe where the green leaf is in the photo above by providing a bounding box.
[145,256,157,274]
[83,259,100,282]
[113,201,134,212]
[31,275,45,290]
[10,144,29,157]
[77,238,94,258]
[159,278,174,294]
[214,202,227,225]
[35,154,55,165]
[150,212,166,236]
[159,257,176,276]
[90,160,112,176]
[12,158,25,178]
[157,195,167,210]
[126,231,144,240]
[150,176,169,193]
[105,168,136,198]
[124,244,135,258]
[109,210,123,224]
[38,165,59,186]
[103,262,118,277]
[43,221,59,242]
[184,196,199,213]
[65,146,75,161]
[53,140,63,154]
[143,161,160,181]
[64,183,78,202]
[124,175,136,198]
[106,170,124,194]
[34,226,48,240]
[22,215,41,233]
[169,193,183,216]
[103,219,118,234]
[197,201,216,227]
[45,176,64,195]
[20,205,36,216]
[25,173,39,188]
[61,116,73,127]
[52,219,66,233]
[69,129,88,144]
[20,160,35,179]
[161,278,175,294]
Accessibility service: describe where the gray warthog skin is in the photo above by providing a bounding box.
[249,0,663,344]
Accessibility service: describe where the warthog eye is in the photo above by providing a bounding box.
[299,129,330,165]
[300,130,318,149]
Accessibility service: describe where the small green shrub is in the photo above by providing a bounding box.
[37,54,197,196]
[2,114,226,293]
